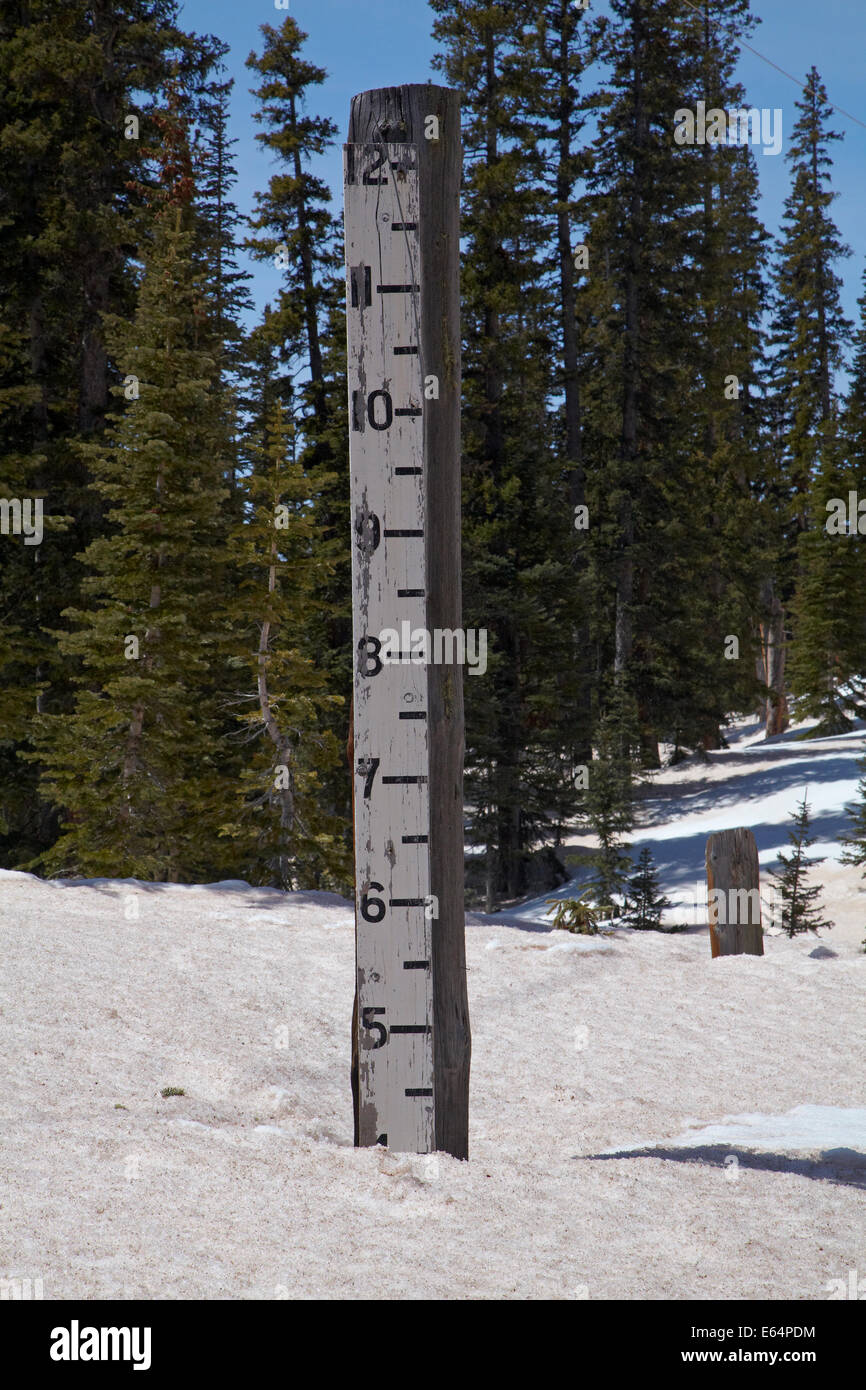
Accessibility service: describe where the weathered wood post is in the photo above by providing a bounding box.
[345,85,470,1158]
[706,828,764,957]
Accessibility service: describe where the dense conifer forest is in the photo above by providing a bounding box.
[2,0,865,907]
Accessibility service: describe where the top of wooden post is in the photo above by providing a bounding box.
[348,84,460,147]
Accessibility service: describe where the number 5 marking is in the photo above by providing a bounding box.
[361,1007,387,1048]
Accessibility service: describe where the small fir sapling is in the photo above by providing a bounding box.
[768,790,833,936]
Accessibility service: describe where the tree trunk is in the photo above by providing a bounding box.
[759,577,789,737]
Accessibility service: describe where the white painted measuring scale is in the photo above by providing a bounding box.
[346,139,434,1152]
[345,86,470,1159]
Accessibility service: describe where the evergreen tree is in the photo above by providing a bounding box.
[769,69,851,525]
[32,113,236,881]
[245,16,341,433]
[222,398,349,889]
[0,0,224,868]
[843,265,866,496]
[841,263,866,700]
[244,16,353,867]
[580,0,767,764]
[787,417,866,732]
[623,846,670,930]
[769,69,853,732]
[583,684,639,914]
[0,319,53,853]
[302,296,354,865]
[678,0,772,749]
[840,758,866,877]
[768,791,833,936]
[581,0,695,764]
[585,783,633,916]
[190,62,254,491]
[432,0,583,904]
[523,0,603,767]
[789,262,866,731]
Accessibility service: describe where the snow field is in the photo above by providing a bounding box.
[1,860,863,1300]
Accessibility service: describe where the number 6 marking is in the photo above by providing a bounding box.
[360,882,386,922]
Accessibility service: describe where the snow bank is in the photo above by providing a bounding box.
[606,1105,866,1156]
[1,859,863,1300]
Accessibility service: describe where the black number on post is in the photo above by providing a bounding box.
[361,1006,388,1048]
[367,390,393,430]
[350,265,372,307]
[358,635,383,677]
[360,882,386,923]
[355,509,381,556]
[356,757,380,798]
[363,148,388,184]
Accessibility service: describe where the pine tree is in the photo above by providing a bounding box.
[302,297,354,867]
[579,0,769,764]
[32,111,236,881]
[844,265,866,500]
[0,318,55,857]
[768,791,833,936]
[677,0,772,750]
[842,263,866,700]
[585,787,633,917]
[0,0,224,868]
[222,398,349,889]
[583,684,639,914]
[244,17,353,870]
[769,69,853,733]
[623,846,670,930]
[190,63,254,506]
[245,16,341,433]
[580,0,698,764]
[799,261,866,726]
[769,68,851,525]
[432,0,583,904]
[787,417,866,732]
[522,0,602,767]
[840,758,866,877]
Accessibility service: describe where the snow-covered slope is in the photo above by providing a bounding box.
[487,715,866,930]
[1,721,864,1300]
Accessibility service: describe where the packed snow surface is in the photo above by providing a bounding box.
[1,717,864,1300]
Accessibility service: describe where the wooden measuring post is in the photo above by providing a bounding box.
[706,828,764,957]
[345,85,470,1158]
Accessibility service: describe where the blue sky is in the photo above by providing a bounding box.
[177,0,866,340]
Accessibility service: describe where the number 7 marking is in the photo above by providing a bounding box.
[356,757,380,798]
